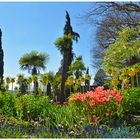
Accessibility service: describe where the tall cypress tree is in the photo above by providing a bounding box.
[55,11,80,103]
[0,29,4,88]
[61,11,80,103]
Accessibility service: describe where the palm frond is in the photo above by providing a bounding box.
[19,51,49,72]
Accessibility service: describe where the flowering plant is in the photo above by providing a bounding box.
[69,86,123,124]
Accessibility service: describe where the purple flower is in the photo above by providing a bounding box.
[120,134,124,138]
[94,133,98,138]
[127,132,132,138]
[135,127,139,133]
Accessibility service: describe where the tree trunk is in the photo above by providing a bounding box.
[47,82,51,98]
[60,50,72,103]
[60,52,67,103]
[0,29,4,89]
[32,66,38,95]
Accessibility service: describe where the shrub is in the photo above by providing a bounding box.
[0,91,16,116]
[15,95,50,120]
[121,87,140,115]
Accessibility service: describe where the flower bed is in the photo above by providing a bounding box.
[0,87,140,138]
[69,87,123,124]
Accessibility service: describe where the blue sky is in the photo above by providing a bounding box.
[0,2,97,83]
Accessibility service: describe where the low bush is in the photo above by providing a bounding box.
[15,94,50,120]
[0,91,16,116]
[121,87,140,115]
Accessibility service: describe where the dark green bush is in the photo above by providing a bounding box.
[121,87,140,115]
[0,91,16,116]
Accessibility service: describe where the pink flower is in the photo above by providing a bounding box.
[91,115,100,124]
[104,96,110,102]
[111,90,120,97]
[79,95,86,102]
[105,112,110,117]
[88,101,94,108]
[94,86,104,92]
[114,96,123,102]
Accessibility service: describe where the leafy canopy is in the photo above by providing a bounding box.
[19,51,49,71]
[103,24,140,74]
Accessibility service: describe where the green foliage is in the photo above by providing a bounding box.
[52,73,61,95]
[19,50,49,71]
[103,25,140,88]
[46,71,55,84]
[68,55,86,77]
[48,104,88,130]
[121,87,140,115]
[15,95,50,120]
[0,91,50,120]
[0,91,16,116]
[0,90,139,138]
[103,25,140,70]
[54,34,73,53]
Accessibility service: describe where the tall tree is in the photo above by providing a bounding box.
[83,2,140,69]
[55,11,80,103]
[102,25,140,88]
[19,51,49,94]
[93,69,106,87]
[0,29,4,88]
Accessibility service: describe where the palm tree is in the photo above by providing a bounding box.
[55,11,80,103]
[11,77,15,92]
[40,74,48,94]
[16,74,25,95]
[46,71,55,97]
[5,77,11,91]
[27,76,32,93]
[32,74,39,94]
[19,51,49,94]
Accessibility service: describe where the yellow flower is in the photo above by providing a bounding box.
[111,71,117,76]
[69,76,74,82]
[17,74,24,82]
[41,74,48,83]
[111,79,119,86]
[123,78,129,84]
[80,77,85,83]
[131,67,139,74]
[32,75,38,82]
[6,77,11,84]
[128,71,135,77]
[14,86,18,91]
[66,76,74,86]
[76,79,81,85]
[11,78,15,83]
[27,77,32,84]
[85,74,91,80]
[106,69,112,75]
